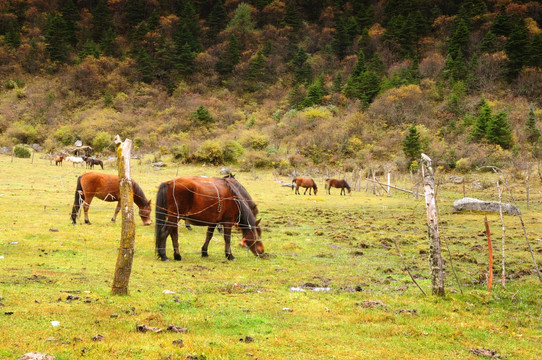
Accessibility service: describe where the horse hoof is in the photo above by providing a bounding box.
[174,253,182,261]
[185,224,193,231]
[226,254,236,261]
[85,221,91,225]
[160,256,169,262]
[111,219,116,223]
[201,251,208,257]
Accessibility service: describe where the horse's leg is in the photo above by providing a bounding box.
[201,225,216,257]
[223,226,235,260]
[170,222,182,261]
[295,185,299,195]
[304,187,308,195]
[82,194,93,224]
[111,202,121,222]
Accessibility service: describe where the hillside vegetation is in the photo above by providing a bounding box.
[1,0,542,172]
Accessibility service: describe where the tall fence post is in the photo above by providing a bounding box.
[112,135,136,295]
[420,153,445,296]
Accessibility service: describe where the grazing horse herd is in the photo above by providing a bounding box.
[292,177,351,196]
[68,165,350,262]
[55,155,104,169]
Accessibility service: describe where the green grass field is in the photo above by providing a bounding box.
[0,154,541,359]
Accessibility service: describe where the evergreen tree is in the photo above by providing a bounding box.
[472,99,492,141]
[480,30,497,53]
[301,77,325,108]
[193,105,214,125]
[246,51,266,83]
[491,11,514,37]
[291,47,312,84]
[444,51,467,80]
[283,0,302,32]
[368,52,386,76]
[351,50,366,78]
[100,27,118,57]
[216,34,240,75]
[45,14,70,63]
[22,39,40,73]
[135,46,155,83]
[175,43,195,76]
[207,0,227,42]
[78,40,100,62]
[525,107,541,144]
[403,124,422,167]
[61,0,79,46]
[5,21,21,49]
[126,0,147,27]
[528,33,542,68]
[487,111,513,149]
[332,16,350,60]
[505,20,529,79]
[448,18,469,59]
[175,22,199,54]
[355,5,375,30]
[332,71,343,93]
[92,0,114,43]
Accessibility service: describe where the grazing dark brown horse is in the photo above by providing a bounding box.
[71,172,152,225]
[155,176,263,261]
[325,178,351,195]
[82,156,104,169]
[55,155,64,166]
[292,177,318,195]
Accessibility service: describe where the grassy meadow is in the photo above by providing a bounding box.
[0,153,541,360]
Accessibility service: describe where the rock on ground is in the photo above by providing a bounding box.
[452,197,521,215]
[19,353,55,360]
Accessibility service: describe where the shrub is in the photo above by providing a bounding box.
[223,140,244,163]
[242,133,269,150]
[6,121,38,144]
[194,140,224,164]
[92,131,112,153]
[13,145,31,158]
[170,144,189,161]
[55,125,75,145]
[239,151,273,171]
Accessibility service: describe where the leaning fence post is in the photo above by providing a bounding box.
[112,135,136,295]
[420,153,445,296]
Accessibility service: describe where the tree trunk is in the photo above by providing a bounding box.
[420,154,445,296]
[111,136,135,295]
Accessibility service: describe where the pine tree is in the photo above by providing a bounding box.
[403,124,422,167]
[505,20,529,79]
[45,14,70,63]
[487,111,513,149]
[148,10,160,31]
[193,106,214,125]
[525,107,541,144]
[448,18,470,59]
[100,27,118,57]
[216,34,240,75]
[356,5,375,30]
[480,30,497,53]
[78,40,100,62]
[332,16,351,60]
[529,33,542,68]
[135,47,155,83]
[291,47,312,84]
[126,0,147,27]
[283,0,302,32]
[246,51,266,83]
[207,0,227,42]
[5,21,21,49]
[472,100,492,141]
[61,0,79,46]
[92,0,114,43]
[301,78,325,108]
[175,43,195,76]
[332,72,343,93]
[491,11,514,37]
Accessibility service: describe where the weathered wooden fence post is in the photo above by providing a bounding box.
[112,135,136,295]
[420,153,445,296]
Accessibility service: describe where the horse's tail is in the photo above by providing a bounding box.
[155,182,169,258]
[71,176,83,224]
[345,181,351,193]
[292,177,296,190]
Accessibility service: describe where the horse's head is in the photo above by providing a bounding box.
[139,199,153,225]
[313,183,318,195]
[242,219,264,256]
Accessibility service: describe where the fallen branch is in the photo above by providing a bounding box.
[485,216,493,291]
[392,237,427,296]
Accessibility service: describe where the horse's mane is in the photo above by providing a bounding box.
[223,177,259,216]
[133,180,148,205]
[223,179,256,229]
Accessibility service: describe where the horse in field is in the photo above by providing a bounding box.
[65,156,85,167]
[155,176,263,261]
[292,177,318,195]
[55,155,64,166]
[325,178,351,195]
[71,172,152,225]
[83,156,104,169]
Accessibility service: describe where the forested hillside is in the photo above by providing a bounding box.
[1,0,542,173]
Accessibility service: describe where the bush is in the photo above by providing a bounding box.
[55,125,75,145]
[13,145,31,158]
[194,140,224,164]
[6,121,38,144]
[239,151,273,171]
[223,140,244,163]
[92,131,112,153]
[170,144,189,161]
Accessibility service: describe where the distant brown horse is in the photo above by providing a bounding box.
[292,177,318,195]
[71,172,152,225]
[325,178,351,195]
[55,155,64,166]
[82,156,104,169]
[155,176,263,261]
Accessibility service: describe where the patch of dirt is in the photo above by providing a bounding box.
[469,348,503,358]
[358,300,387,309]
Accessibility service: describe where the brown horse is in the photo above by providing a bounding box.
[155,176,263,261]
[82,156,104,170]
[292,177,318,195]
[71,172,152,225]
[325,178,351,195]
[55,155,64,166]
